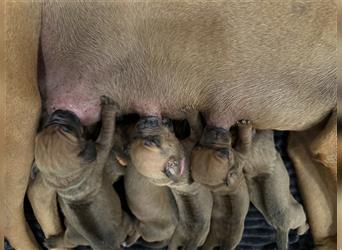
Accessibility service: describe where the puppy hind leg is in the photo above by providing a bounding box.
[167,230,183,250]
[44,226,86,249]
[275,229,289,250]
[122,220,141,249]
[44,233,65,249]
[202,242,216,250]
[121,212,137,237]
[122,232,140,248]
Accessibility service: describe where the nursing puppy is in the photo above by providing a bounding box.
[31,96,134,250]
[128,112,213,250]
[191,124,249,250]
[192,121,309,250]
[107,121,179,248]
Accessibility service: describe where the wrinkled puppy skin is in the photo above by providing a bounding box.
[128,111,213,250]
[29,96,134,250]
[191,125,249,250]
[237,121,309,250]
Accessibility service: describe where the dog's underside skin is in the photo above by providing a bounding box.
[41,1,335,130]
[29,97,133,250]
[4,1,336,249]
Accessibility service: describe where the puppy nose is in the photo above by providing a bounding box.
[144,137,161,147]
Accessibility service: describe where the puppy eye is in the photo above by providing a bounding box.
[61,126,71,133]
[215,148,229,158]
[144,138,161,147]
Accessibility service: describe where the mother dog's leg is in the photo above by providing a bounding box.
[288,110,337,250]
[27,171,65,250]
[4,2,41,249]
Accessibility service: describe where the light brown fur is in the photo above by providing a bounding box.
[288,110,337,250]
[41,1,335,129]
[4,1,336,248]
[4,2,42,249]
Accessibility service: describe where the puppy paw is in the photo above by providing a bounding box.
[44,235,63,249]
[225,168,243,190]
[122,231,140,248]
[100,95,120,112]
[297,222,309,235]
[237,119,251,127]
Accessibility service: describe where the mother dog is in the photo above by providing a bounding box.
[3,1,336,249]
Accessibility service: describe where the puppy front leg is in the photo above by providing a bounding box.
[236,120,253,153]
[187,111,203,142]
[96,96,120,161]
[182,109,203,148]
[121,212,141,247]
[222,179,249,250]
[170,183,213,250]
[44,224,87,249]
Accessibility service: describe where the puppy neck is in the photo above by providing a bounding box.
[199,126,231,148]
[133,116,174,137]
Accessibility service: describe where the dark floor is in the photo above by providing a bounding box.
[4,131,313,250]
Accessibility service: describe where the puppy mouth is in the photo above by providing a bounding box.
[164,157,186,178]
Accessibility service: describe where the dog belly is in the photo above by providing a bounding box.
[41,1,335,129]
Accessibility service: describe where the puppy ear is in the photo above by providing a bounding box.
[79,141,97,163]
[115,153,128,167]
[225,162,242,188]
[30,162,40,180]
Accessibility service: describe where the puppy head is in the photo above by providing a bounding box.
[191,126,241,191]
[35,110,96,176]
[129,117,187,184]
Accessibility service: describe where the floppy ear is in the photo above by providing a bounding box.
[225,159,242,189]
[30,162,40,180]
[79,141,97,163]
[115,153,128,167]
